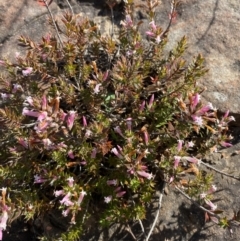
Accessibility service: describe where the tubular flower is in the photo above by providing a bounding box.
[111,147,123,159]
[114,126,124,137]
[66,110,76,130]
[177,140,184,152]
[104,196,112,203]
[67,177,74,187]
[120,14,133,29]
[137,170,153,180]
[191,115,203,126]
[22,67,33,76]
[196,102,213,115]
[77,190,87,206]
[204,199,217,211]
[60,192,74,206]
[107,179,118,186]
[54,190,65,197]
[182,156,201,165]
[173,156,181,169]
[190,93,201,111]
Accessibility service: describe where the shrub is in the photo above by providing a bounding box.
[0,0,236,240]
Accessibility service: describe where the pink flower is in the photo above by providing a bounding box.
[22,108,48,121]
[66,110,76,130]
[42,138,54,149]
[120,14,133,29]
[200,192,207,199]
[137,171,153,180]
[116,191,126,198]
[94,83,101,94]
[143,130,149,146]
[223,110,229,119]
[173,156,181,169]
[1,93,12,100]
[146,31,155,37]
[62,208,71,217]
[67,177,74,187]
[80,160,87,165]
[139,100,145,112]
[37,111,48,121]
[41,95,47,110]
[126,118,132,131]
[114,126,124,137]
[104,196,112,203]
[12,84,23,93]
[186,141,194,148]
[68,150,75,159]
[196,102,213,115]
[192,115,203,126]
[207,185,217,194]
[22,107,39,118]
[0,208,8,235]
[22,67,33,76]
[169,176,174,183]
[177,140,183,152]
[77,190,87,206]
[149,21,157,31]
[17,137,28,149]
[155,35,161,44]
[107,179,118,186]
[0,60,6,66]
[111,147,123,159]
[114,187,126,197]
[82,116,87,127]
[60,192,74,206]
[34,174,47,184]
[102,70,109,81]
[25,96,34,106]
[204,199,217,211]
[148,94,155,109]
[191,93,201,110]
[54,190,65,197]
[91,147,97,158]
[182,156,201,165]
[220,141,232,147]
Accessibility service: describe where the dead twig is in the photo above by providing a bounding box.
[65,0,74,15]
[126,224,137,240]
[175,185,220,218]
[145,182,165,241]
[43,0,64,48]
[200,160,240,181]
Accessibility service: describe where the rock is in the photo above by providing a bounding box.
[1,0,239,125]
[152,0,240,125]
[1,1,240,240]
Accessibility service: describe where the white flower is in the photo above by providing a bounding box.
[104,196,112,203]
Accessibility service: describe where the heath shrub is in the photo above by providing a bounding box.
[0,0,236,240]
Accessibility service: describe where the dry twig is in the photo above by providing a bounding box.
[43,0,64,48]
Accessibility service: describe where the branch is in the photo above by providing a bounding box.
[160,0,178,39]
[65,0,74,15]
[145,182,166,241]
[200,160,240,181]
[43,0,64,48]
[138,218,146,239]
[126,224,137,241]
[175,185,220,218]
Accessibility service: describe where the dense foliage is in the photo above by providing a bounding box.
[0,0,235,240]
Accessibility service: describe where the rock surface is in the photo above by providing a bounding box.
[0,0,240,124]
[1,0,240,241]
